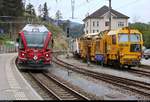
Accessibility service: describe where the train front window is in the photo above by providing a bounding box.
[118,34,129,43]
[24,32,47,48]
[130,34,141,42]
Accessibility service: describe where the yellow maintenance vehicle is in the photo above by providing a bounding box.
[97,27,143,68]
[78,33,99,61]
[77,27,143,68]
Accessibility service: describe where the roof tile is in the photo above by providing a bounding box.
[83,5,129,21]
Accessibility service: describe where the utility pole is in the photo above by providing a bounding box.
[109,0,112,30]
[71,0,75,19]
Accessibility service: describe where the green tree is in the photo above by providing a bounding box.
[25,3,36,16]
[55,10,63,20]
[0,0,4,15]
[0,0,24,17]
[43,2,49,21]
[38,4,43,18]
[129,22,150,48]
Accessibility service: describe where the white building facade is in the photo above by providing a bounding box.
[83,6,129,34]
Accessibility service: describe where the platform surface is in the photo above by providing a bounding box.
[0,53,42,100]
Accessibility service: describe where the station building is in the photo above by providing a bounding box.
[83,5,129,34]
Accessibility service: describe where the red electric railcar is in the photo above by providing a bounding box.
[16,24,53,69]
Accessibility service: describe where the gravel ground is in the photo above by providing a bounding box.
[19,54,150,100]
[49,63,147,100]
[58,54,150,84]
[21,72,52,100]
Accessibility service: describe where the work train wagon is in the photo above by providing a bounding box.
[74,27,143,68]
[16,24,53,69]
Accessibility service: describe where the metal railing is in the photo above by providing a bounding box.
[0,45,17,53]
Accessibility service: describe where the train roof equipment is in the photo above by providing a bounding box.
[22,24,49,32]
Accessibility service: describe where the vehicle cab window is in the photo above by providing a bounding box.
[130,34,141,42]
[118,34,128,43]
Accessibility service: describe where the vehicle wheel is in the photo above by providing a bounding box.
[127,65,132,69]
[145,56,149,60]
[119,64,124,69]
[114,63,120,69]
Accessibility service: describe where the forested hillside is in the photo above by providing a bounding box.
[0,0,68,50]
[0,0,24,16]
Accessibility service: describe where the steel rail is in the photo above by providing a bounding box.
[29,72,62,100]
[129,68,150,77]
[53,56,150,97]
[29,72,89,100]
[43,73,90,100]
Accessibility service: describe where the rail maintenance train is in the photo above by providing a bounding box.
[16,24,53,69]
[73,27,143,68]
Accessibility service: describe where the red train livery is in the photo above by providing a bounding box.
[16,24,53,68]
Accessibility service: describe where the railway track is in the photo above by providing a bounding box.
[140,65,150,70]
[29,72,90,100]
[53,56,150,97]
[129,68,150,77]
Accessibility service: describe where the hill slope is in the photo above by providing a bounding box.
[44,22,68,50]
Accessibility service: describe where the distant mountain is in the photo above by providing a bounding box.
[60,20,84,38]
[45,17,84,38]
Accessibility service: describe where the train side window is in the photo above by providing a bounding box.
[19,38,24,49]
[112,35,116,44]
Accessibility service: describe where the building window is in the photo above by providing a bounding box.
[118,22,124,27]
[86,30,88,34]
[105,21,109,26]
[93,21,95,27]
[97,30,99,33]
[87,22,88,27]
[97,21,99,26]
[93,30,95,33]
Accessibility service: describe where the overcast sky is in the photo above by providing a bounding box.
[25,0,150,23]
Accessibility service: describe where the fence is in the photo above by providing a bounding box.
[0,45,17,53]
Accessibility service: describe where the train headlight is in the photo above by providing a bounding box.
[21,52,25,57]
[46,54,49,57]
[22,53,25,56]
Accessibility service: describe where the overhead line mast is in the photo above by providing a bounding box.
[109,0,112,30]
[71,0,75,19]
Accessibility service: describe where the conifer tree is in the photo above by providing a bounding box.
[0,0,24,17]
[43,2,49,21]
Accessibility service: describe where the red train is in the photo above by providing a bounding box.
[16,24,53,69]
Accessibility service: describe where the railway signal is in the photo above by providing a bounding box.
[66,27,70,58]
[67,27,70,37]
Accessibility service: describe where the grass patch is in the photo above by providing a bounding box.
[0,34,12,45]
